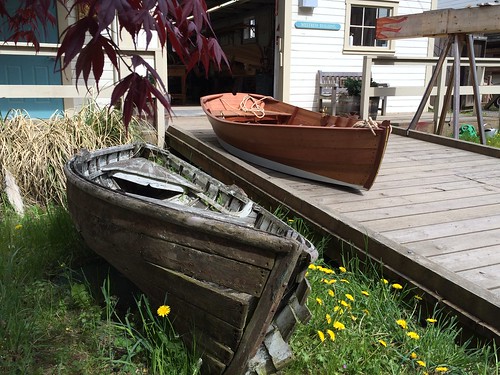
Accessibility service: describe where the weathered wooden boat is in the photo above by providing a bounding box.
[201,92,392,190]
[64,143,318,375]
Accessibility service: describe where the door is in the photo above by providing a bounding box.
[0,1,63,118]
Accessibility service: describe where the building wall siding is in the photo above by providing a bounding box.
[288,0,434,114]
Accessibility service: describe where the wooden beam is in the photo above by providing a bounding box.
[377,6,500,40]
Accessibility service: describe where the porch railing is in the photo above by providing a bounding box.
[360,55,500,124]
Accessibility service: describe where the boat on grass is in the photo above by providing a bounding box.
[64,143,318,375]
[201,92,392,190]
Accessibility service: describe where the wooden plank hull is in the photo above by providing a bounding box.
[201,93,392,190]
[64,143,317,374]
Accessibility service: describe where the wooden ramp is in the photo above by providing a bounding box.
[166,118,500,341]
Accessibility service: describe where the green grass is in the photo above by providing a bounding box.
[1,205,498,374]
[0,204,198,374]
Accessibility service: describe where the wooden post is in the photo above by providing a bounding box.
[466,34,486,144]
[407,35,453,133]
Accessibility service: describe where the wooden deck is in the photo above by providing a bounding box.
[165,115,500,340]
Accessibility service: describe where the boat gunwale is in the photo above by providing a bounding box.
[65,143,315,256]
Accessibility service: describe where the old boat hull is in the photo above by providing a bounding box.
[201,92,392,190]
[64,143,317,375]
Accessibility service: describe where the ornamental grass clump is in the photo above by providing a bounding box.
[0,101,152,207]
[284,256,499,374]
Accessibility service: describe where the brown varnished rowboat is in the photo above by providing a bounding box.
[64,143,318,374]
[201,92,392,190]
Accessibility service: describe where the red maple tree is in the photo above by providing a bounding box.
[0,0,227,127]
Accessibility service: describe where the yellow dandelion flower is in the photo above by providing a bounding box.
[339,266,347,273]
[327,279,337,284]
[340,279,350,283]
[410,352,417,359]
[15,224,22,230]
[340,300,350,308]
[407,331,420,340]
[328,289,335,297]
[391,283,403,290]
[381,278,389,284]
[323,267,334,274]
[326,329,336,341]
[157,305,171,317]
[396,319,408,329]
[378,339,387,347]
[326,313,332,324]
[308,264,317,270]
[316,297,323,306]
[435,367,449,373]
[417,360,426,368]
[361,290,370,296]
[363,309,370,315]
[426,318,437,324]
[333,306,344,314]
[317,330,325,342]
[333,321,345,330]
[345,293,354,301]
[350,314,357,321]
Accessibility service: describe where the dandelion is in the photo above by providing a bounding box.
[326,314,332,324]
[435,367,449,373]
[308,264,317,270]
[391,283,403,290]
[328,289,335,297]
[317,330,325,342]
[410,352,418,359]
[426,318,437,324]
[381,278,389,284]
[378,339,387,347]
[15,224,22,230]
[340,300,350,308]
[333,321,345,330]
[323,267,335,274]
[417,360,426,368]
[361,290,370,296]
[339,266,347,273]
[340,279,350,284]
[396,319,408,329]
[407,331,420,340]
[157,305,171,317]
[333,306,344,314]
[316,297,323,306]
[363,309,370,315]
[350,314,357,321]
[345,293,354,301]
[326,329,336,341]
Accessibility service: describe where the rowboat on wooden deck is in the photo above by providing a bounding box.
[201,92,392,190]
[64,143,318,375]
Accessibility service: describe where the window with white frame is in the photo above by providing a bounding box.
[344,0,398,54]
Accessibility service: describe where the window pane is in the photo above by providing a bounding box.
[363,28,376,46]
[364,7,377,26]
[378,7,390,18]
[351,7,363,26]
[350,27,362,46]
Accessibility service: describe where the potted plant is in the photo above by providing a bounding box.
[338,78,380,118]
